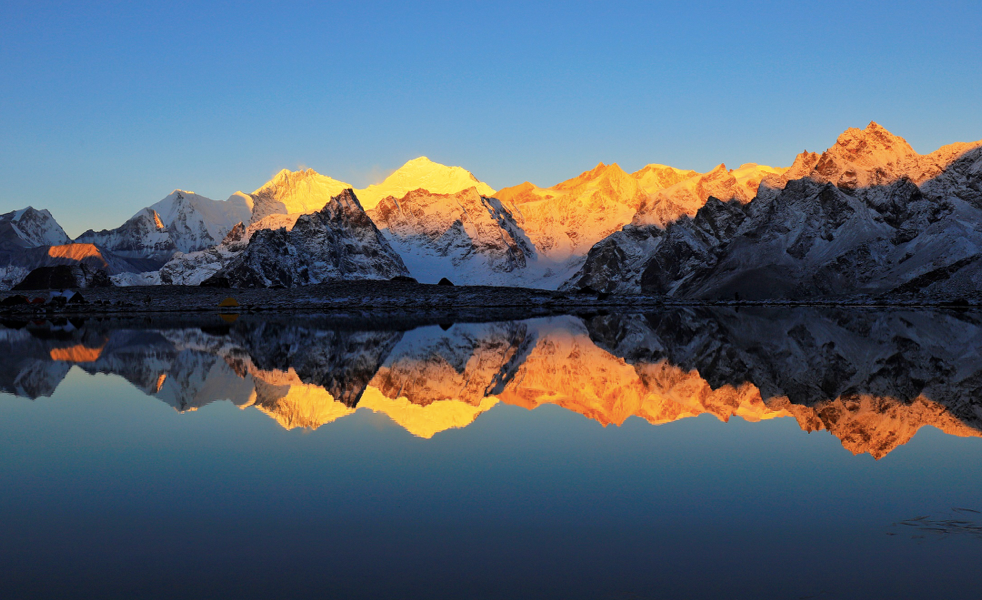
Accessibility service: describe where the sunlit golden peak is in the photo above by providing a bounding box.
[247,168,354,221]
[354,156,495,210]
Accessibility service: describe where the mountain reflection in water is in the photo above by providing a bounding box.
[3,308,982,458]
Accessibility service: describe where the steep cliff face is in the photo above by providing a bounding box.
[758,121,978,194]
[205,189,409,288]
[148,214,302,286]
[368,187,535,284]
[75,208,177,263]
[563,196,746,293]
[485,160,783,289]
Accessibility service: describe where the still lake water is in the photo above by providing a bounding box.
[1,308,981,599]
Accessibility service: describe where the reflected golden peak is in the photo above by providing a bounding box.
[358,386,498,439]
[249,380,355,430]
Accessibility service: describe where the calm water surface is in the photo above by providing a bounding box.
[1,308,981,599]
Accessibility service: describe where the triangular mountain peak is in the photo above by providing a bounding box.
[830,121,917,163]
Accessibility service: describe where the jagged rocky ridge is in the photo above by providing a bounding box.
[567,123,982,299]
[3,308,982,456]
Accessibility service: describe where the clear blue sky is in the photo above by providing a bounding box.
[2,0,980,236]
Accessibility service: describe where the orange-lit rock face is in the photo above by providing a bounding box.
[495,163,650,261]
[761,121,982,192]
[46,243,108,267]
[497,160,788,239]
[49,343,106,363]
[206,323,969,453]
[495,328,981,457]
[632,163,786,227]
[496,323,786,427]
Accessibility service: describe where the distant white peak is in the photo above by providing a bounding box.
[227,191,254,211]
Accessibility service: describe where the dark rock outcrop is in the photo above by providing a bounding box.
[204,189,409,288]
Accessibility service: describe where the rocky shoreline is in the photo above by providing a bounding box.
[2,280,981,325]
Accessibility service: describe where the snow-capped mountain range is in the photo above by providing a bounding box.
[2,122,981,299]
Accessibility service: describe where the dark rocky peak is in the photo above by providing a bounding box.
[691,196,748,239]
[314,188,373,228]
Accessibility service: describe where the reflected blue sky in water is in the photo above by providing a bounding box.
[2,366,981,599]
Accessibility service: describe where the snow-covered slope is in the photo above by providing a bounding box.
[355,157,496,210]
[149,190,251,251]
[75,190,251,264]
[75,208,177,263]
[150,214,301,286]
[204,189,409,288]
[367,187,535,284]
[632,164,699,194]
[0,207,71,250]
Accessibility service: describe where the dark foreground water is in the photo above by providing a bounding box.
[2,308,981,599]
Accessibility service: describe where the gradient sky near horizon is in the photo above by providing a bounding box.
[2,0,981,236]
